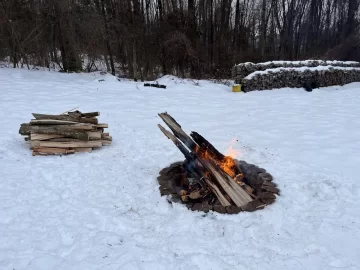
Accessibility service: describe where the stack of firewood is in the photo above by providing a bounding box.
[19,111,112,156]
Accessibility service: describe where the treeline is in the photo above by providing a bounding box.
[0,0,359,80]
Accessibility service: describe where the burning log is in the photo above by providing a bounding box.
[19,110,112,156]
[157,112,279,213]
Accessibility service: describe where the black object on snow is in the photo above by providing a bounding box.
[144,82,167,89]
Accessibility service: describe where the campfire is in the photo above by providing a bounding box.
[157,113,279,214]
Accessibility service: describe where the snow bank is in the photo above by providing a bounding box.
[1,68,360,270]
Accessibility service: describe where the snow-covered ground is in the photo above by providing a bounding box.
[0,68,360,270]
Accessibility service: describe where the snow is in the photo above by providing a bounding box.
[1,68,360,270]
[245,65,360,79]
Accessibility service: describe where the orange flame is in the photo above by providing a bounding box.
[220,156,237,177]
[224,138,240,159]
[196,138,240,178]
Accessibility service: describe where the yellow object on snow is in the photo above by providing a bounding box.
[232,84,241,92]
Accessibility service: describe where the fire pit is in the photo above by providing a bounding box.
[157,113,279,214]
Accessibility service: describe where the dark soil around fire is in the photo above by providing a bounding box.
[157,160,280,214]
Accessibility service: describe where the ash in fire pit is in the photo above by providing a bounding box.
[157,113,279,214]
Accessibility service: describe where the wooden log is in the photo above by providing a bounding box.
[101,136,112,141]
[32,147,75,155]
[30,119,80,125]
[30,117,97,125]
[190,131,225,161]
[79,117,98,124]
[30,133,64,141]
[81,112,100,117]
[46,138,81,142]
[203,179,231,206]
[36,130,89,141]
[20,124,93,136]
[158,113,197,150]
[32,113,80,121]
[201,159,253,207]
[68,111,81,117]
[101,133,109,137]
[96,123,108,128]
[101,140,112,145]
[33,113,99,123]
[19,125,90,140]
[31,141,102,148]
[87,131,101,140]
[72,147,92,153]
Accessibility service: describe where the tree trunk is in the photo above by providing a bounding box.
[54,0,82,72]
[99,0,115,75]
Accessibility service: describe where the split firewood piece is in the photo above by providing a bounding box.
[87,131,102,140]
[180,190,188,202]
[81,112,100,117]
[102,133,109,137]
[30,119,80,125]
[101,136,112,141]
[30,114,98,125]
[101,140,112,145]
[244,185,255,195]
[32,113,81,120]
[201,160,253,207]
[30,133,64,141]
[67,111,81,116]
[32,113,99,124]
[45,138,81,142]
[158,113,197,150]
[20,124,94,136]
[72,147,93,153]
[78,118,98,124]
[31,141,102,148]
[32,147,75,155]
[29,130,89,141]
[188,190,203,200]
[201,179,231,206]
[96,123,108,128]
[190,131,225,161]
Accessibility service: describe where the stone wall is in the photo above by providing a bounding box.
[232,60,360,83]
[240,66,360,92]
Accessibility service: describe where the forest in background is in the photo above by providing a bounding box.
[1,0,359,80]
